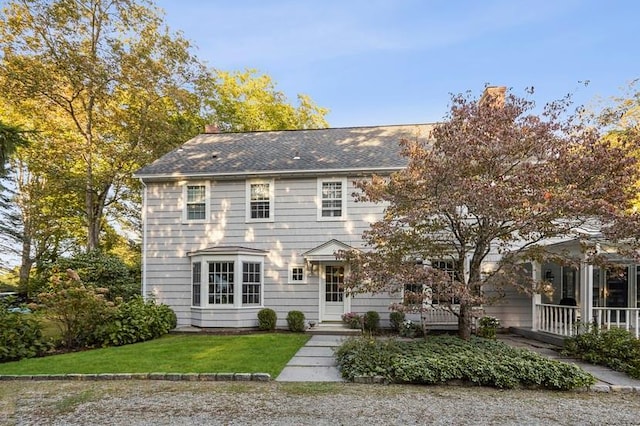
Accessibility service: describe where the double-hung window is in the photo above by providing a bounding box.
[242,262,261,305]
[192,262,202,306]
[185,183,207,221]
[246,179,274,222]
[209,261,234,305]
[318,178,347,220]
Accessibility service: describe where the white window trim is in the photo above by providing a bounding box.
[190,254,265,309]
[288,264,307,284]
[245,179,275,223]
[317,177,347,221]
[182,181,210,223]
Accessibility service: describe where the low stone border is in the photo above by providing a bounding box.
[0,372,271,382]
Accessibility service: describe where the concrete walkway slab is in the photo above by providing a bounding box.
[276,366,344,382]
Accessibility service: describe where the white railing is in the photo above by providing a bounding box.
[535,303,580,337]
[420,305,484,330]
[592,308,640,339]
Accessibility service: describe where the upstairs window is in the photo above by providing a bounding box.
[246,180,274,222]
[318,178,347,220]
[185,184,207,221]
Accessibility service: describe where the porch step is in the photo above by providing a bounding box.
[306,322,362,336]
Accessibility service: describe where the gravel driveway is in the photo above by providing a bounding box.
[2,380,640,425]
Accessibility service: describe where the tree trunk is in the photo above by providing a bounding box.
[19,233,33,298]
[458,302,473,340]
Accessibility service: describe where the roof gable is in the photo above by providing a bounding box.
[303,239,356,261]
[135,124,434,180]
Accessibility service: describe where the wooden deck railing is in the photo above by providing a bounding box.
[592,307,640,338]
[534,303,640,338]
[535,303,580,337]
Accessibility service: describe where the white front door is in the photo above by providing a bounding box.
[321,265,347,321]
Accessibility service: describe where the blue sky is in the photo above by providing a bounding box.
[155,0,639,127]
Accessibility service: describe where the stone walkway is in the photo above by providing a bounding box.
[276,334,346,382]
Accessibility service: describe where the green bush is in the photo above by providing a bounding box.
[363,311,380,333]
[335,335,595,390]
[35,251,140,301]
[286,310,306,332]
[342,312,363,329]
[477,316,500,339]
[564,327,640,378]
[389,311,405,332]
[0,301,50,362]
[37,270,117,349]
[257,308,277,331]
[96,296,177,346]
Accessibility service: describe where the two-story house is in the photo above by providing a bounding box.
[135,123,640,337]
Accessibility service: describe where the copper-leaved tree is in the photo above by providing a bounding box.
[341,87,640,340]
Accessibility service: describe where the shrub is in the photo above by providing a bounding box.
[96,296,177,346]
[257,308,277,331]
[35,251,140,301]
[477,316,500,339]
[0,300,50,362]
[286,310,306,332]
[363,311,380,333]
[335,335,595,390]
[342,312,363,329]
[564,327,640,378]
[389,311,405,332]
[37,269,116,349]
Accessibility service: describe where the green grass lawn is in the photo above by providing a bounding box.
[0,333,310,377]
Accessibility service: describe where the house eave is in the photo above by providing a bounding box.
[134,166,404,182]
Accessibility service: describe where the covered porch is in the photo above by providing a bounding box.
[529,238,640,339]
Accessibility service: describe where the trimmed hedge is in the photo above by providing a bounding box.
[286,310,306,332]
[257,308,277,331]
[335,336,595,390]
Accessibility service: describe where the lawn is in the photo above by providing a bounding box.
[0,333,310,377]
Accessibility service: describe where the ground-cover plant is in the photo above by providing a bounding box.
[0,333,310,377]
[257,308,277,331]
[286,310,305,332]
[563,327,640,378]
[335,336,595,390]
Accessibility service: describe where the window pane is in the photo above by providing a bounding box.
[250,183,270,219]
[321,182,342,217]
[187,185,206,220]
[192,262,201,306]
[242,262,261,305]
[208,262,234,304]
[291,267,304,282]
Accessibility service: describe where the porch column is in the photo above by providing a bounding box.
[531,262,542,331]
[579,261,593,328]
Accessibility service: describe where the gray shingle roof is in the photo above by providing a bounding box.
[135,124,434,180]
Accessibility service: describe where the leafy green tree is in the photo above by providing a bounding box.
[341,87,640,340]
[0,0,206,251]
[0,120,27,176]
[203,69,329,131]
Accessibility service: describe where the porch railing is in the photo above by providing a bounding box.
[592,307,640,339]
[535,303,580,337]
[534,303,640,338]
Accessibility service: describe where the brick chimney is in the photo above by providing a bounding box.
[204,124,220,134]
[479,86,506,108]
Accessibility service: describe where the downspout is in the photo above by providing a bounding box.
[140,178,148,300]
